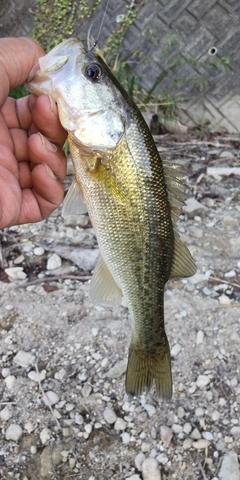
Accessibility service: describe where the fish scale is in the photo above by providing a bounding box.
[27,38,196,398]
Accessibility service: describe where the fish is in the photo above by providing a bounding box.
[26,38,196,399]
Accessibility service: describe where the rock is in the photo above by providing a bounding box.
[141,442,151,453]
[223,216,239,227]
[103,407,117,424]
[121,432,130,444]
[192,439,210,449]
[40,427,51,445]
[224,269,236,278]
[183,423,192,435]
[0,406,13,421]
[202,431,213,441]
[142,457,161,480]
[105,358,128,379]
[219,450,240,480]
[127,475,141,480]
[46,253,62,270]
[183,438,193,449]
[4,375,16,389]
[196,375,210,388]
[28,370,46,382]
[33,246,45,256]
[135,452,146,471]
[13,350,34,368]
[156,453,168,465]
[212,411,221,421]
[195,407,204,417]
[171,343,181,357]
[230,426,240,439]
[64,214,89,227]
[14,254,24,264]
[142,404,156,418]
[114,418,127,431]
[219,150,235,158]
[172,424,183,434]
[190,428,202,440]
[196,330,204,345]
[81,383,92,398]
[5,424,23,441]
[42,391,60,406]
[182,198,207,219]
[2,367,11,377]
[188,226,203,238]
[202,287,212,296]
[5,267,27,281]
[219,294,232,305]
[160,425,173,447]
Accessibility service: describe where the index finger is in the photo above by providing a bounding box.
[0,37,45,108]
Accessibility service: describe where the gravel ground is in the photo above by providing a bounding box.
[0,133,240,480]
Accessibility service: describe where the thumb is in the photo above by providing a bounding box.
[0,37,45,108]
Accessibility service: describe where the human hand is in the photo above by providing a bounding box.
[0,37,67,229]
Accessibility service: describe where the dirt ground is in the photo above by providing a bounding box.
[0,133,240,480]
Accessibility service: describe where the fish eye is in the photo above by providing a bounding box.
[85,64,102,81]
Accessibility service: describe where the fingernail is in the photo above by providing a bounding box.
[45,164,57,179]
[48,95,57,114]
[38,132,57,152]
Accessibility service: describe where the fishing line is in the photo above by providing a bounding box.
[88,0,110,51]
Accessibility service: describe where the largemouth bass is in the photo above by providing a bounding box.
[27,38,196,399]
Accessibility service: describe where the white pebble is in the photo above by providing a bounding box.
[156,453,168,465]
[190,428,201,440]
[160,425,173,447]
[195,407,204,417]
[4,375,16,389]
[91,328,99,337]
[13,350,34,368]
[127,476,141,480]
[141,442,151,453]
[33,246,45,256]
[143,404,156,418]
[218,294,232,305]
[5,267,27,280]
[14,254,24,264]
[212,411,221,421]
[42,390,59,406]
[171,343,181,357]
[196,330,204,345]
[28,370,46,382]
[135,452,146,471]
[103,407,117,424]
[85,424,92,434]
[46,253,62,270]
[121,432,130,444]
[81,383,92,398]
[196,374,210,388]
[106,358,128,379]
[172,423,183,434]
[114,417,127,431]
[5,424,23,441]
[224,269,236,278]
[183,438,193,449]
[30,445,37,454]
[40,427,51,444]
[202,431,213,441]
[192,439,210,449]
[0,406,13,421]
[25,422,34,433]
[5,304,14,310]
[142,457,161,480]
[2,368,11,378]
[183,423,192,435]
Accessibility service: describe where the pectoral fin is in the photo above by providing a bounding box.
[89,257,122,307]
[62,179,87,218]
[170,231,196,278]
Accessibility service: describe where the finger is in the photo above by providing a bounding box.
[0,37,45,108]
[19,163,65,223]
[28,132,67,182]
[29,94,67,147]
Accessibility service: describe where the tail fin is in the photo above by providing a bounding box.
[125,340,172,399]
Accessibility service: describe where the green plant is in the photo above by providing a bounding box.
[9,84,29,100]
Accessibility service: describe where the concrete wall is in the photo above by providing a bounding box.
[1,0,240,132]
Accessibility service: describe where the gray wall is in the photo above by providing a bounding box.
[1,0,240,132]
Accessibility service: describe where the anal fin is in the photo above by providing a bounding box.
[170,231,196,278]
[89,257,122,307]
